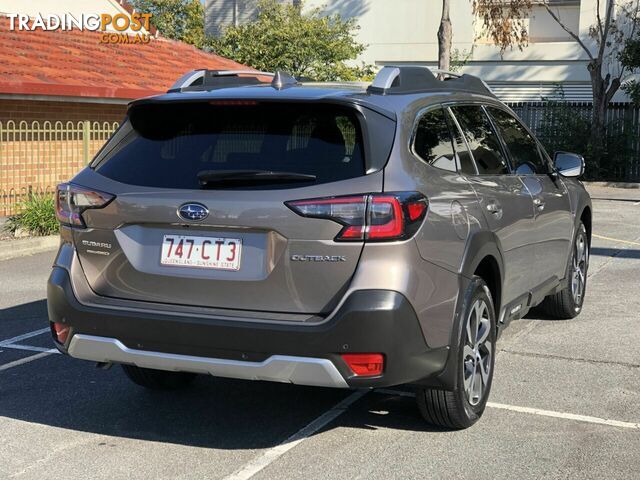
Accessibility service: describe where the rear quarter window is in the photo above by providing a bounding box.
[93,103,366,189]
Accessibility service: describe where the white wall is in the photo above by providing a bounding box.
[304,0,633,102]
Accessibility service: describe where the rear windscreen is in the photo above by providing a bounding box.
[92,102,365,189]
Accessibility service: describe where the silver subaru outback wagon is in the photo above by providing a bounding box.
[47,67,591,429]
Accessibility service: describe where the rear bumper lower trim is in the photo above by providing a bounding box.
[68,334,349,388]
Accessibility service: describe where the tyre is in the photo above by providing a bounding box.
[416,276,497,429]
[121,364,197,390]
[540,222,589,319]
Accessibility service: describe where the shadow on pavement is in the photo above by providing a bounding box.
[0,299,49,339]
[0,335,446,450]
[590,247,640,259]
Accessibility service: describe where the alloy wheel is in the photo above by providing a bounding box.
[462,298,493,406]
[571,231,589,307]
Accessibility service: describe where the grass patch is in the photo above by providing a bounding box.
[4,194,58,237]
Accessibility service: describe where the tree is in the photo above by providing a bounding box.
[437,0,532,70]
[438,1,640,170]
[130,0,205,47]
[207,0,372,81]
[620,36,640,105]
[542,0,640,169]
[438,0,453,70]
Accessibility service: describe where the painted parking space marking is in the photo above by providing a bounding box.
[0,327,50,346]
[592,233,640,246]
[375,390,640,430]
[224,390,368,480]
[486,402,640,430]
[0,352,53,372]
[1,343,59,354]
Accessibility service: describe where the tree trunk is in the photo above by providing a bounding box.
[438,0,452,71]
[588,62,607,176]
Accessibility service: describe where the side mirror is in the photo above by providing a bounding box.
[554,152,585,178]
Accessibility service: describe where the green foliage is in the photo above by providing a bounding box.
[620,37,640,105]
[131,0,204,47]
[536,100,637,181]
[450,48,473,73]
[207,0,372,81]
[5,194,58,237]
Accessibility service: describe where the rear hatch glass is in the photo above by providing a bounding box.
[93,102,365,189]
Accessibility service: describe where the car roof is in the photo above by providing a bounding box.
[128,67,501,120]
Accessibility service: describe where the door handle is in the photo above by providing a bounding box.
[533,197,545,211]
[486,201,502,216]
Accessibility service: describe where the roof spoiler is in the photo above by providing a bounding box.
[367,66,494,97]
[167,69,298,93]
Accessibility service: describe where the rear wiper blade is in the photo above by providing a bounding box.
[197,170,316,187]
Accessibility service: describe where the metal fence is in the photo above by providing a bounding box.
[509,102,640,181]
[0,120,119,216]
[1,103,639,216]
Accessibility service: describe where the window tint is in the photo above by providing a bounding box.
[450,106,509,175]
[444,108,477,175]
[488,107,548,175]
[413,107,457,172]
[93,103,364,189]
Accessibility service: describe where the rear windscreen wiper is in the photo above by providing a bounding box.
[197,170,317,187]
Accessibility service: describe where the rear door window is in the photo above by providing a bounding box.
[487,107,548,175]
[93,103,365,189]
[450,105,510,175]
[412,107,457,172]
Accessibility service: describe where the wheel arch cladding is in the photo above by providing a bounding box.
[580,206,592,246]
[460,231,504,315]
[473,256,501,318]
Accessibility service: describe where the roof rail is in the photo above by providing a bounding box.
[168,69,299,93]
[367,66,494,97]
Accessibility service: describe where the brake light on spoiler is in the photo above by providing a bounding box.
[286,192,428,242]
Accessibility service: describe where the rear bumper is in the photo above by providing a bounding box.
[48,266,451,389]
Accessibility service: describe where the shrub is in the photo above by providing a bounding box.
[5,194,58,237]
[207,0,373,81]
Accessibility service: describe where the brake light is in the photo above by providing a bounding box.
[56,183,114,227]
[341,353,384,376]
[286,192,427,241]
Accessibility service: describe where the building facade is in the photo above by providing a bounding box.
[205,0,634,102]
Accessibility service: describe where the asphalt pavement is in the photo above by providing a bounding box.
[0,191,638,480]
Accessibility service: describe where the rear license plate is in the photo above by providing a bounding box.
[160,235,242,270]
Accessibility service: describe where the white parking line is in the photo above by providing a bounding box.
[0,352,53,372]
[375,390,640,430]
[486,402,640,430]
[0,327,50,346]
[1,343,59,354]
[223,390,368,480]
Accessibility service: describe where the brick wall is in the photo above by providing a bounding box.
[0,99,127,124]
[0,99,126,215]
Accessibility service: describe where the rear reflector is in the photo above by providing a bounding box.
[52,322,70,344]
[286,192,427,242]
[341,353,384,376]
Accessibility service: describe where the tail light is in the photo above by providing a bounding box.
[286,192,428,241]
[341,353,384,376]
[56,183,114,227]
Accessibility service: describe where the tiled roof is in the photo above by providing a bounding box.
[0,17,247,100]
